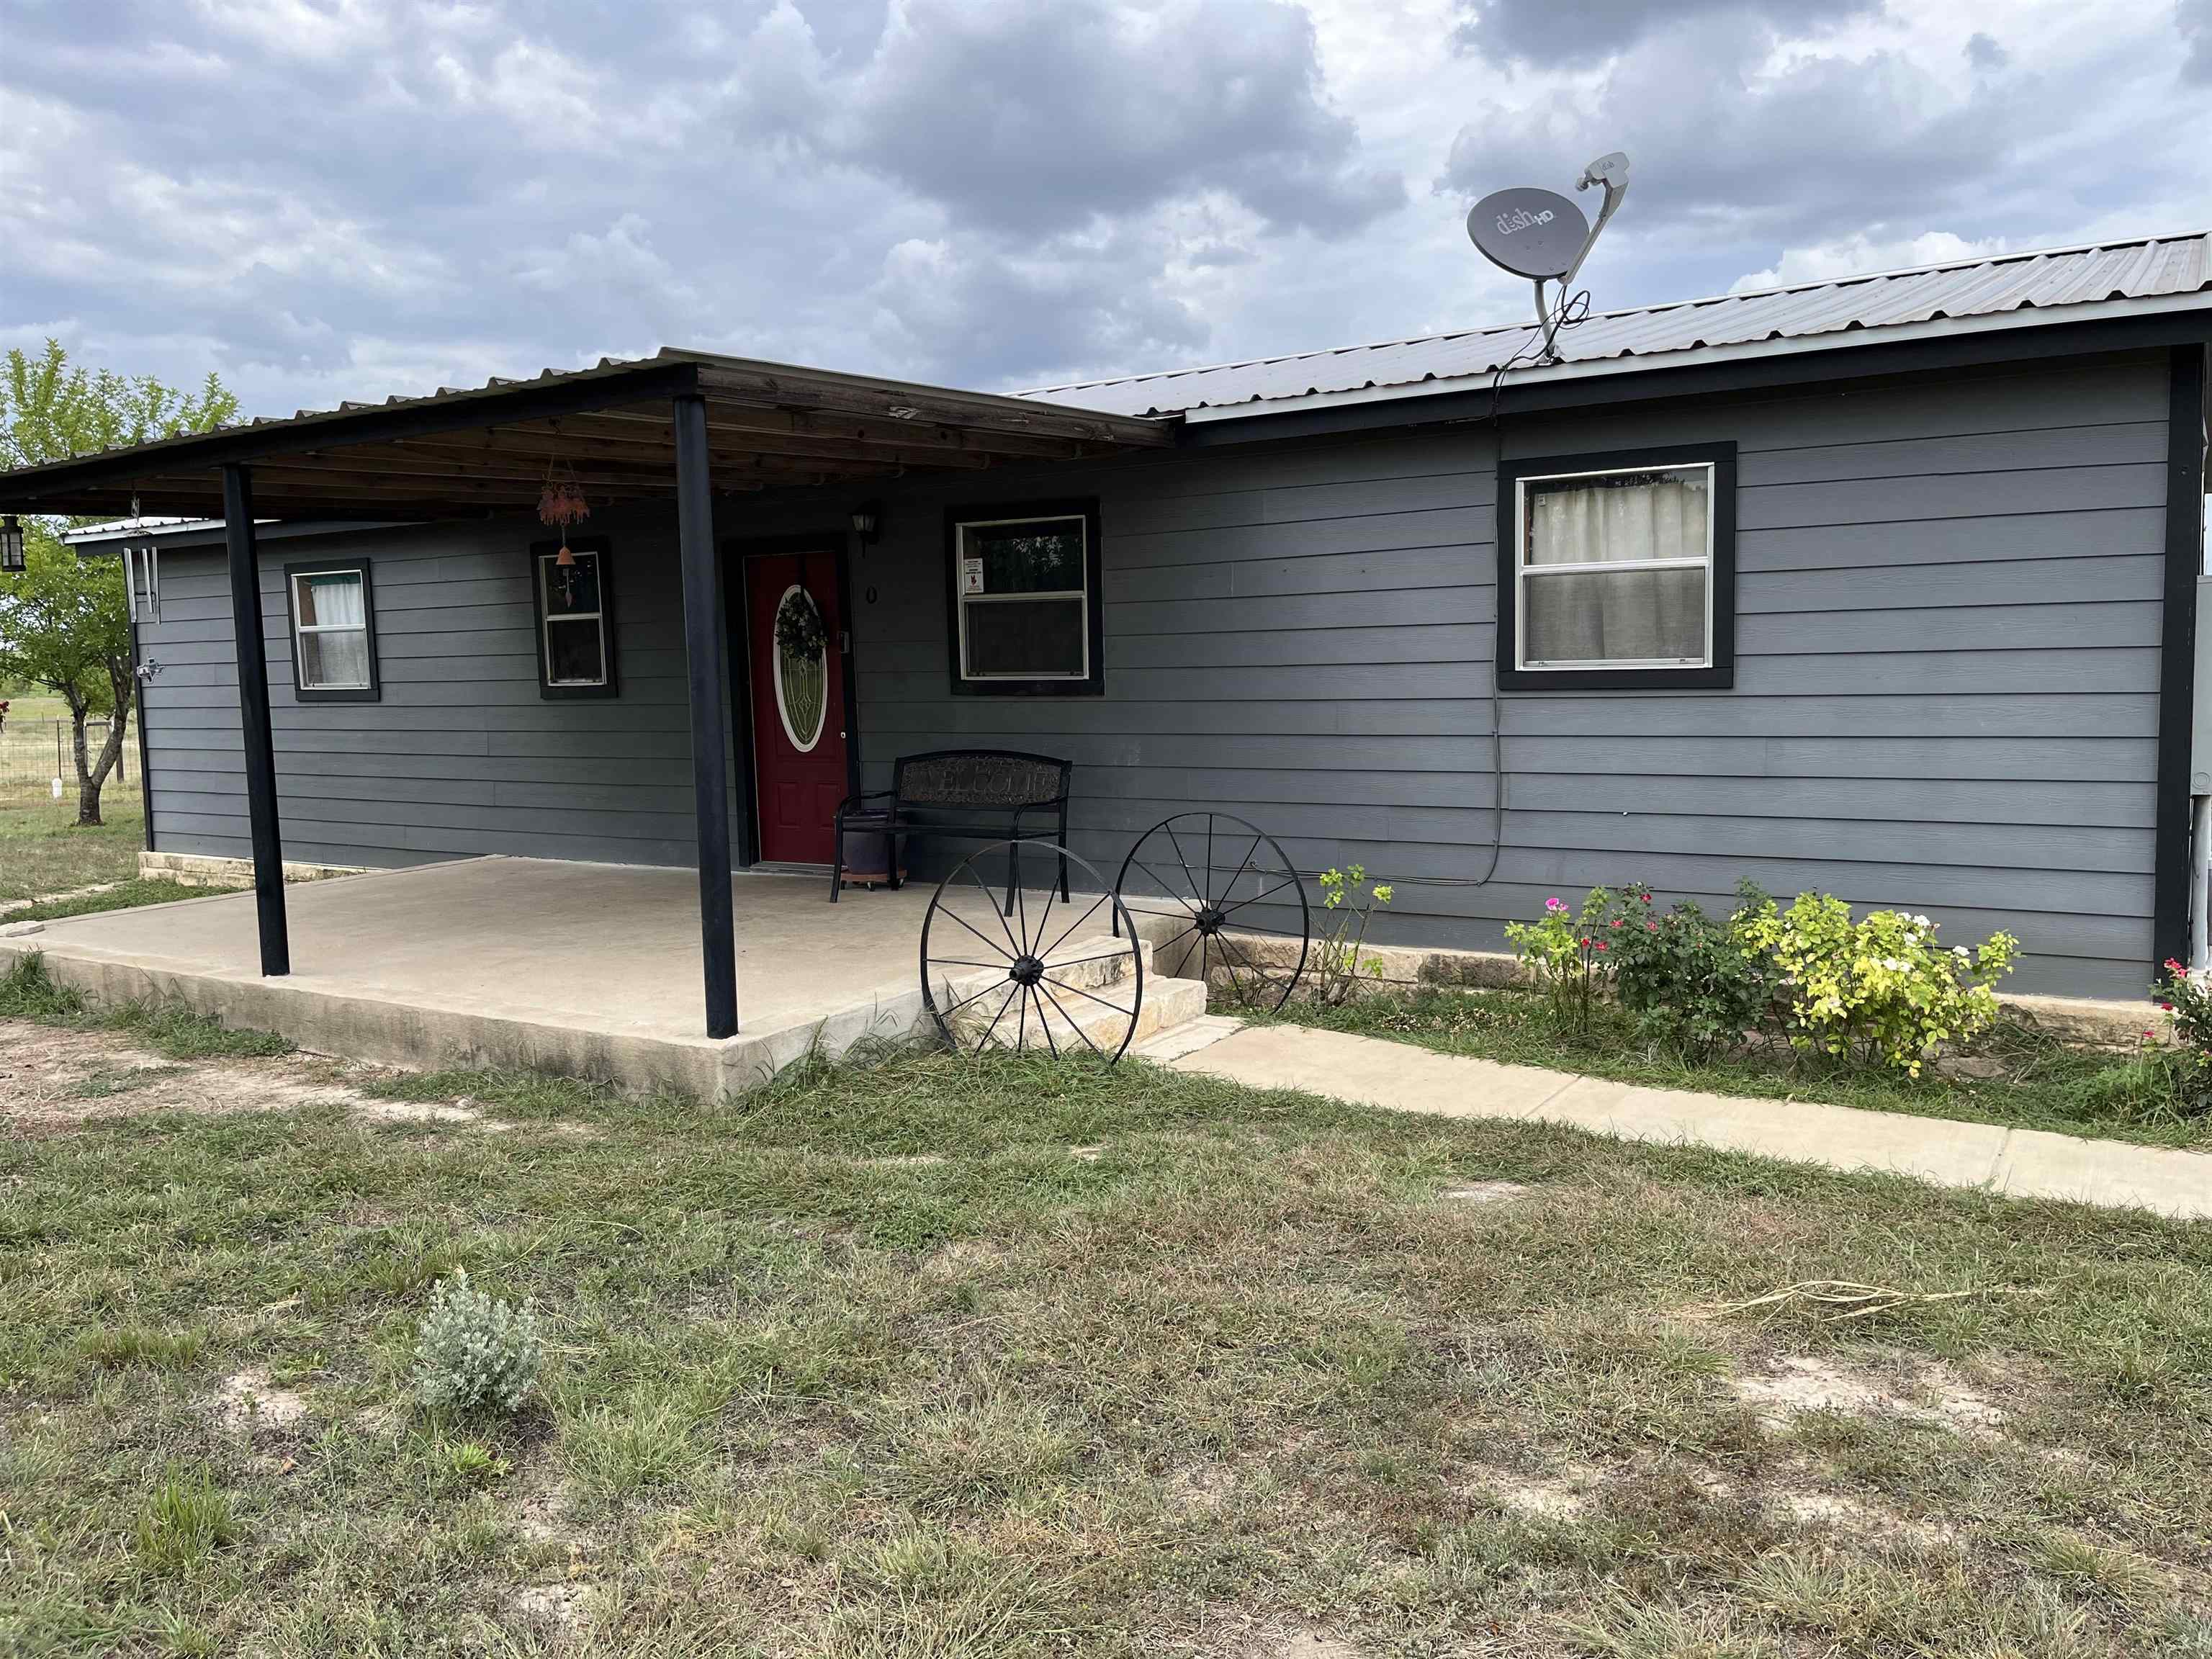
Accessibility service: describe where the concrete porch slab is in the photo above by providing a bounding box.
[0,856,1138,1097]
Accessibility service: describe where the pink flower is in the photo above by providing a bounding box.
[1595,941,1608,952]
[2145,1028,2158,1038]
[2160,1002,2174,1012]
[2165,958,2185,974]
[1647,921,1659,932]
[1640,893,1652,904]
[1545,897,1565,912]
[1610,917,1622,928]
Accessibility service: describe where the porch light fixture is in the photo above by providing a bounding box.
[0,516,24,573]
[850,506,878,542]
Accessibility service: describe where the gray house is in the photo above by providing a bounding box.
[12,231,2211,1034]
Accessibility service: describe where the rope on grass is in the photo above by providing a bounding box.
[1710,1279,2047,1323]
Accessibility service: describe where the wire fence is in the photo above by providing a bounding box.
[0,714,143,814]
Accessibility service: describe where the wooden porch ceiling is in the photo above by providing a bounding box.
[0,350,1177,521]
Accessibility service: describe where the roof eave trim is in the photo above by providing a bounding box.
[1177,290,2212,426]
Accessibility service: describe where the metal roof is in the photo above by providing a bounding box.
[1023,231,2212,420]
[0,347,1172,520]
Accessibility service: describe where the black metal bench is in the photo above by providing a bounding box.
[831,748,1073,910]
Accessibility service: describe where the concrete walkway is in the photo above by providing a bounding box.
[1151,1022,2212,1220]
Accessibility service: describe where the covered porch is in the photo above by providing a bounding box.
[0,857,1208,1096]
[0,351,1173,1043]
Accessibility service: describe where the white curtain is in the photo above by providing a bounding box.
[1524,471,1707,665]
[298,574,370,688]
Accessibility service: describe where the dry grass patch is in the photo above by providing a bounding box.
[1,1020,2207,1655]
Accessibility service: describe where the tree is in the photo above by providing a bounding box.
[0,342,238,825]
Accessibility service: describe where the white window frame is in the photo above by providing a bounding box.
[1514,461,1717,673]
[287,565,373,693]
[953,512,1091,683]
[538,547,609,689]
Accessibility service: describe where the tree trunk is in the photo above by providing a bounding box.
[76,675,132,829]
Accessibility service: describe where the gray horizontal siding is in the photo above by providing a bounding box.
[137,354,2175,999]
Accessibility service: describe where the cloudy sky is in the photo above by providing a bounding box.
[4,0,2208,418]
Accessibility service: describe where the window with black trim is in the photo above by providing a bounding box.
[531,538,619,698]
[945,500,1105,696]
[284,557,379,703]
[1496,443,1736,691]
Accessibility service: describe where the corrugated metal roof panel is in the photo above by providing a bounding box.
[1025,231,2212,418]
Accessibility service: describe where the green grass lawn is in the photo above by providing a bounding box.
[0,804,148,906]
[1,692,148,905]
[1,964,2207,1656]
[1262,986,2211,1152]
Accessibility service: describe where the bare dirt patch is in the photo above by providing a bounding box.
[511,1581,589,1634]
[1461,1456,1607,1520]
[1730,1352,2008,1435]
[210,1367,310,1435]
[0,1017,513,1134]
[1441,1180,1529,1205]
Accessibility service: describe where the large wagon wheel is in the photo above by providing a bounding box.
[1113,811,1310,1011]
[920,840,1145,1062]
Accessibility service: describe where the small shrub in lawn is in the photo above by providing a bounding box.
[413,1267,544,1416]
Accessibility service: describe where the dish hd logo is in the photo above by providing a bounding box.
[1493,205,1556,237]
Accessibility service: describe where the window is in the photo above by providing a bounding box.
[531,538,618,698]
[284,558,379,702]
[945,500,1105,696]
[1496,444,1736,691]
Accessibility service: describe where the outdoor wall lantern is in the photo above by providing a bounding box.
[0,516,24,572]
[850,505,880,544]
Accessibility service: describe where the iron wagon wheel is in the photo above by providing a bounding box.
[919,840,1146,1063]
[1112,812,1310,1011]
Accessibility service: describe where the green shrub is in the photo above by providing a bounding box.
[412,1268,544,1416]
[1607,882,1779,1061]
[1310,864,1394,1006]
[1737,891,2017,1076]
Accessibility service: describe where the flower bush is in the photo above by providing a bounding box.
[1735,892,2017,1076]
[1606,881,1780,1061]
[2145,958,2212,1116]
[1505,882,2018,1076]
[1504,887,1620,1032]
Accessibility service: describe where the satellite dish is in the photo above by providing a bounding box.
[1465,150,1632,362]
[1466,188,1590,280]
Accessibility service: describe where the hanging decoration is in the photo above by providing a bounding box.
[536,454,591,569]
[774,585,829,662]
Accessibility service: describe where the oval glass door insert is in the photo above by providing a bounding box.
[772,585,828,753]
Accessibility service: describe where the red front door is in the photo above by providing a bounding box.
[744,549,850,865]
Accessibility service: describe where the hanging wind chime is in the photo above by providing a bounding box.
[537,453,592,603]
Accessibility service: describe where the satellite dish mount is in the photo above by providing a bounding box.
[1466,150,1630,362]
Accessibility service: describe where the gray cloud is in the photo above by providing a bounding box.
[0,1,2206,421]
[1452,0,1876,68]
[2182,0,2212,82]
[1964,31,2008,70]
[835,0,1402,236]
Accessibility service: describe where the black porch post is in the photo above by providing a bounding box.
[673,393,739,1038]
[222,464,289,976]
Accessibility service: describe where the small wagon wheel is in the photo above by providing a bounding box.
[1113,812,1310,1011]
[920,840,1145,1062]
